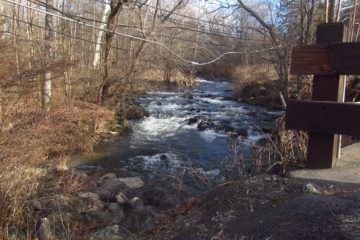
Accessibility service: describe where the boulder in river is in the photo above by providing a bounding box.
[197,118,215,131]
[187,116,203,125]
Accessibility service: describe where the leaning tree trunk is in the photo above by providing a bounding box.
[98,0,124,104]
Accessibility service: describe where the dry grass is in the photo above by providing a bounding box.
[230,64,277,96]
[0,100,114,239]
[138,68,191,82]
[253,116,308,175]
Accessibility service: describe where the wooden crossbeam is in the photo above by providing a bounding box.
[286,100,360,136]
[291,42,360,75]
[285,22,346,169]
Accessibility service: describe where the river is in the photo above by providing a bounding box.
[76,78,282,192]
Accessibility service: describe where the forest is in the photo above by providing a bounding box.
[0,0,359,239]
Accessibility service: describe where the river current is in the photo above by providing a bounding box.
[78,78,282,188]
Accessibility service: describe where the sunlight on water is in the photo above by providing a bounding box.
[136,116,185,138]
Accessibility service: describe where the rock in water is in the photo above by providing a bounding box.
[118,177,144,189]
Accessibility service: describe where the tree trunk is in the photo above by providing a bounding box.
[98,1,124,104]
[336,0,343,21]
[329,0,336,22]
[93,0,111,69]
[0,1,9,39]
[325,0,329,22]
[43,0,53,112]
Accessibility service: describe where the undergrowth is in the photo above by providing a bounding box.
[0,101,114,239]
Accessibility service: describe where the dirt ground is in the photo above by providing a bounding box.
[152,175,360,240]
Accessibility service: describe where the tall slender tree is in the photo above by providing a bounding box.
[43,0,54,112]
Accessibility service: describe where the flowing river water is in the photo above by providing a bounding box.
[76,78,282,193]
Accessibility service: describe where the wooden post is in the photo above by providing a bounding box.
[307,23,345,168]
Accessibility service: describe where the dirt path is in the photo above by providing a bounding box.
[153,175,360,240]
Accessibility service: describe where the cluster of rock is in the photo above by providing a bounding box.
[33,170,182,240]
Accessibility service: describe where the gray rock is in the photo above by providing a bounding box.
[78,192,104,211]
[100,173,117,182]
[126,206,155,235]
[197,118,215,131]
[116,192,128,204]
[109,203,121,213]
[142,186,177,210]
[82,210,125,226]
[118,177,144,189]
[32,199,42,211]
[89,225,136,240]
[142,216,156,234]
[130,197,144,209]
[76,171,88,180]
[45,194,73,212]
[188,116,202,125]
[94,178,126,202]
[82,211,112,225]
[304,183,321,194]
[112,209,126,224]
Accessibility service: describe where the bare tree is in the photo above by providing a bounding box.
[329,0,337,22]
[93,0,111,69]
[99,0,127,104]
[43,0,54,112]
[237,0,290,98]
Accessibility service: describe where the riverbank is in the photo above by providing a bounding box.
[0,77,195,239]
[1,77,289,239]
[21,170,359,239]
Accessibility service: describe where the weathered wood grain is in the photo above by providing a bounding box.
[286,100,360,136]
[291,42,360,75]
[287,23,345,169]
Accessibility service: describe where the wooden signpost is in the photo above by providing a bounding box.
[285,22,360,169]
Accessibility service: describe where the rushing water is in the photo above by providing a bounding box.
[77,78,282,187]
